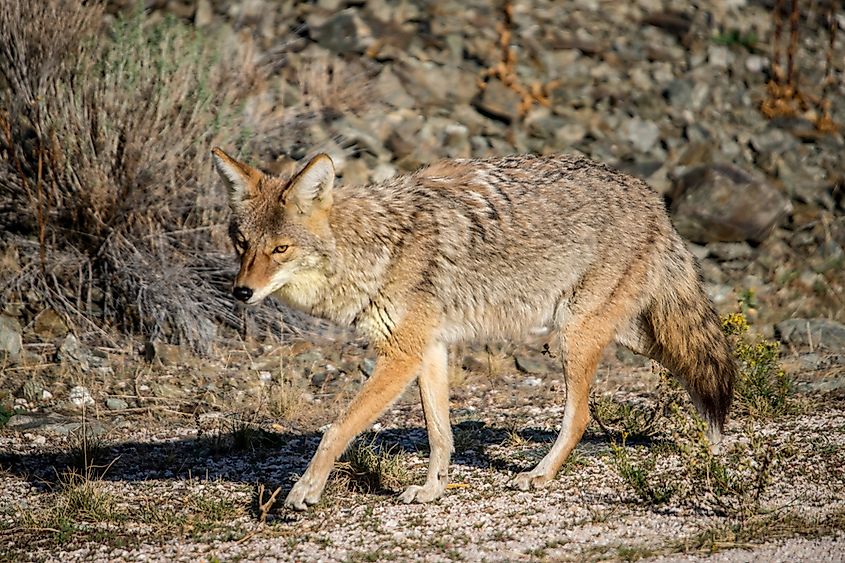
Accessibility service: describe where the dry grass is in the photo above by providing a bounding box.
[266,367,308,420]
[333,437,411,495]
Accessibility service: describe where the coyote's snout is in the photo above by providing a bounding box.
[211,147,736,510]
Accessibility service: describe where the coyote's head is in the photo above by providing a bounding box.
[211,147,336,305]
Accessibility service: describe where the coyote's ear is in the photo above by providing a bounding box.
[286,154,335,213]
[211,147,263,206]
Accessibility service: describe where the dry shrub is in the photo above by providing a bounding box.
[0,2,370,352]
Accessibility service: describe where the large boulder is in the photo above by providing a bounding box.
[669,164,792,243]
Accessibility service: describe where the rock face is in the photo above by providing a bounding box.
[776,319,845,353]
[669,164,792,243]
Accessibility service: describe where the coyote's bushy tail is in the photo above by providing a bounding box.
[648,254,737,440]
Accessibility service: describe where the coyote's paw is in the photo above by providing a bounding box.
[511,469,553,491]
[284,475,325,511]
[398,482,446,504]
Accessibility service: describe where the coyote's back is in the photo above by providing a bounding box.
[212,149,736,509]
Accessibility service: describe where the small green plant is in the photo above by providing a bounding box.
[713,29,758,50]
[610,437,676,505]
[591,368,684,441]
[722,313,792,418]
[334,437,410,494]
[671,408,777,518]
[737,288,758,316]
[592,397,665,442]
[0,403,13,427]
[611,403,780,518]
[453,420,487,453]
[206,414,279,454]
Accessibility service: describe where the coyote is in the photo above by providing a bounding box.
[211,148,736,510]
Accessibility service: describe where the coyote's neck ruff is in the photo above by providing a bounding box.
[212,148,736,510]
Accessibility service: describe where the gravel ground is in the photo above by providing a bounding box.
[2,357,844,562]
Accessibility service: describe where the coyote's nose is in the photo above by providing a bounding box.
[233,286,253,302]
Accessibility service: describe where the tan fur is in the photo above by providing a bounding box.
[211,148,737,509]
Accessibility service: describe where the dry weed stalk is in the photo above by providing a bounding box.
[816,2,838,133]
[476,1,559,118]
[761,0,838,132]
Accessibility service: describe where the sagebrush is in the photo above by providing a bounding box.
[0,1,368,352]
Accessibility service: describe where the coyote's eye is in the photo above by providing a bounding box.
[273,245,289,255]
[233,233,247,252]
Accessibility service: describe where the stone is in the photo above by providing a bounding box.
[312,10,372,54]
[555,123,587,147]
[473,79,522,124]
[68,386,95,408]
[152,383,184,399]
[642,11,692,38]
[751,128,795,155]
[143,341,186,365]
[374,67,416,109]
[707,242,754,261]
[295,349,323,365]
[664,79,693,108]
[340,158,370,186]
[0,315,22,360]
[669,164,792,243]
[48,419,109,436]
[359,358,376,378]
[58,334,90,370]
[33,308,68,339]
[20,380,44,403]
[106,397,129,411]
[384,116,422,159]
[514,354,548,375]
[621,117,660,153]
[6,414,50,430]
[6,413,105,435]
[396,62,476,108]
[194,0,213,27]
[745,54,767,73]
[443,123,470,157]
[26,433,47,446]
[522,377,543,387]
[776,319,845,353]
[462,354,487,372]
[372,163,397,183]
[707,45,734,68]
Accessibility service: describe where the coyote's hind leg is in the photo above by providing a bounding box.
[511,316,612,491]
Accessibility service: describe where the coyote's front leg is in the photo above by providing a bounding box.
[284,351,422,510]
[284,308,437,510]
[399,340,453,503]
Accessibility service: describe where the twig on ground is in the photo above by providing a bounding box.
[257,483,282,523]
